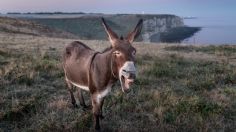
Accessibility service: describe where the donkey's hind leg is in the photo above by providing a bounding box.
[66,80,78,108]
[78,89,88,109]
[99,98,105,119]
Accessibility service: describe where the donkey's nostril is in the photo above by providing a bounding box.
[129,73,136,79]
[122,69,127,72]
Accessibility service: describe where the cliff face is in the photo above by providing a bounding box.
[142,16,184,42]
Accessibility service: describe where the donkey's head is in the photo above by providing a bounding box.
[102,18,143,93]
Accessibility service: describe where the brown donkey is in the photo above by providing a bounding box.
[62,18,143,130]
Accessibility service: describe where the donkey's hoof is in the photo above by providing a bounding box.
[99,115,104,120]
[95,129,101,132]
[95,125,101,132]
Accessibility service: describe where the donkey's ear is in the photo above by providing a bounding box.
[102,18,119,46]
[126,19,143,43]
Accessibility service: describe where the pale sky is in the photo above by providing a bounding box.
[0,0,236,17]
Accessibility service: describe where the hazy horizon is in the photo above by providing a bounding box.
[1,0,236,17]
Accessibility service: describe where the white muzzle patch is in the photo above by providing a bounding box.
[119,61,136,92]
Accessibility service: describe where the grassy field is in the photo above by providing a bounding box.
[0,34,236,131]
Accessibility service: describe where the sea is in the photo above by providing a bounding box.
[183,16,236,45]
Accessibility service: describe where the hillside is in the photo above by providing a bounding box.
[26,14,200,42]
[0,16,77,38]
[0,33,235,131]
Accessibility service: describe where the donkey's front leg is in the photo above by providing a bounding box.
[78,89,88,109]
[91,94,103,131]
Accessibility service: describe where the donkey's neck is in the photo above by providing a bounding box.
[89,50,118,91]
[98,50,118,80]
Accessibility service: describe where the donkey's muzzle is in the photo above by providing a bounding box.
[121,71,136,93]
[119,61,136,93]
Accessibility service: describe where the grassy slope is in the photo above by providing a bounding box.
[0,17,77,38]
[0,34,236,131]
[29,14,145,40]
[30,17,122,40]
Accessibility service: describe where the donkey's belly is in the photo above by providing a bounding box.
[64,57,91,91]
[66,76,89,91]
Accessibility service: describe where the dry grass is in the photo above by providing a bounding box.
[0,34,236,131]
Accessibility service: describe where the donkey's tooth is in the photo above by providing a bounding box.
[127,79,134,83]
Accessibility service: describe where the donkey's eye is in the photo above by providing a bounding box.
[113,51,121,56]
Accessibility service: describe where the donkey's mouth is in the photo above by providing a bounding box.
[121,75,134,93]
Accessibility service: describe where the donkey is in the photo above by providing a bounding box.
[62,18,143,130]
